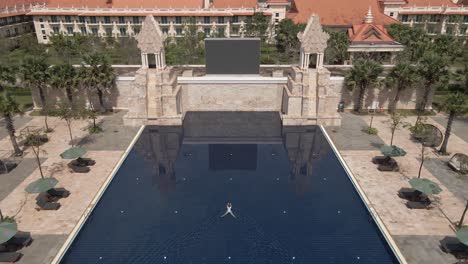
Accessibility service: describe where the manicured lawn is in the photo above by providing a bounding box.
[6,87,33,110]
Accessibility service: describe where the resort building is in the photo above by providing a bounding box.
[380,0,468,40]
[0,1,36,41]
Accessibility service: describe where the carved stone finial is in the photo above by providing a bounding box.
[297,15,329,54]
[135,15,166,54]
[364,7,373,24]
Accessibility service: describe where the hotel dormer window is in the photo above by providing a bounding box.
[176,28,182,35]
[175,16,182,24]
[104,16,111,24]
[218,17,224,24]
[133,16,140,24]
[90,17,97,24]
[161,17,168,24]
[65,16,72,23]
[79,16,85,23]
[232,16,239,23]
[51,16,58,23]
[119,16,125,24]
[204,16,210,24]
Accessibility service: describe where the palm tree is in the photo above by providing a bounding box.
[48,63,78,104]
[345,58,383,113]
[438,93,468,154]
[20,55,49,108]
[417,52,449,112]
[0,92,23,156]
[0,65,16,92]
[386,63,419,113]
[80,53,115,112]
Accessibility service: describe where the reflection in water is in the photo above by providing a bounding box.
[134,112,329,198]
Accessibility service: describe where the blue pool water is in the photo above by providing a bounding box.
[60,115,399,264]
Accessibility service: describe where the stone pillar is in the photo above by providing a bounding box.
[141,53,148,68]
[300,50,310,70]
[390,52,397,65]
[316,53,324,68]
[349,53,354,64]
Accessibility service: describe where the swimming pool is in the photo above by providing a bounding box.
[57,113,402,264]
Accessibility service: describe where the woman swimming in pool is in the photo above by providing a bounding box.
[221,202,236,218]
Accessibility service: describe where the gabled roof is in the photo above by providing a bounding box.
[43,0,204,9]
[288,0,399,26]
[348,8,401,45]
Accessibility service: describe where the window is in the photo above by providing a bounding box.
[119,27,127,36]
[41,30,45,34]
[415,15,423,22]
[81,27,87,34]
[204,16,210,24]
[79,16,85,23]
[275,13,279,17]
[448,16,458,23]
[232,16,239,23]
[204,28,210,36]
[218,17,224,24]
[40,24,44,28]
[104,16,111,24]
[427,25,436,34]
[67,27,73,34]
[389,12,394,17]
[446,26,453,35]
[6,29,10,37]
[51,16,58,23]
[217,27,224,36]
[460,26,467,35]
[91,27,98,34]
[39,18,44,23]
[53,26,59,34]
[119,16,125,24]
[133,16,140,24]
[65,16,71,23]
[14,28,18,35]
[176,28,182,35]
[464,15,468,23]
[134,27,140,34]
[43,35,47,40]
[161,17,168,24]
[401,15,408,22]
[162,28,168,34]
[90,16,97,23]
[231,26,239,34]
[175,16,182,24]
[275,18,279,23]
[105,28,112,36]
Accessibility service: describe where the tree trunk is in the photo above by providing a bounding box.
[356,84,366,113]
[419,84,432,112]
[458,200,468,229]
[65,87,73,104]
[67,121,74,147]
[439,111,454,154]
[97,89,105,113]
[4,114,22,156]
[418,145,425,178]
[0,209,3,222]
[390,129,396,146]
[31,146,44,178]
[38,86,46,108]
[390,88,401,114]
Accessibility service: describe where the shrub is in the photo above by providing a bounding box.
[362,127,378,135]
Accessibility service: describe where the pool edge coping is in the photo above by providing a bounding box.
[50,124,407,263]
[51,125,145,264]
[320,125,408,264]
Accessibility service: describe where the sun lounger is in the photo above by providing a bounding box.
[372,156,390,165]
[406,200,431,209]
[440,237,468,259]
[47,188,70,198]
[378,161,399,172]
[76,158,96,166]
[67,162,90,173]
[398,188,427,202]
[7,232,32,248]
[0,252,22,263]
[35,193,61,211]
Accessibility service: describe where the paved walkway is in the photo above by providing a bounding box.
[327,112,468,264]
[0,111,139,264]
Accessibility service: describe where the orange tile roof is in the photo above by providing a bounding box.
[348,23,399,44]
[288,0,399,26]
[211,0,258,8]
[0,0,44,9]
[403,0,457,6]
[43,0,204,9]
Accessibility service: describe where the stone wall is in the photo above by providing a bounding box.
[329,77,422,110]
[180,83,284,113]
